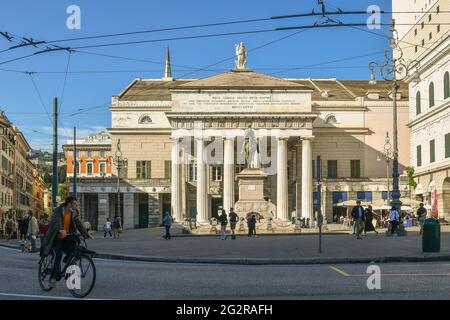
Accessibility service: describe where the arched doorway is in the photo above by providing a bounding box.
[443,178,450,221]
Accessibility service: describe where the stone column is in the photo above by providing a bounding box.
[223,136,235,213]
[123,193,135,229]
[196,137,208,223]
[171,138,182,222]
[301,137,313,225]
[97,193,109,229]
[277,137,289,221]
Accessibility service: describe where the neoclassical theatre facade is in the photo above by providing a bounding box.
[67,50,411,230]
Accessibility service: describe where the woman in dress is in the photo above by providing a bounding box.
[364,205,378,235]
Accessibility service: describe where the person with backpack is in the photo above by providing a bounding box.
[416,203,427,235]
[112,216,122,239]
[219,210,228,240]
[229,208,239,240]
[162,213,172,240]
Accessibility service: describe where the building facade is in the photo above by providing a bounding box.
[63,131,112,229]
[0,111,45,221]
[68,48,411,229]
[394,0,450,220]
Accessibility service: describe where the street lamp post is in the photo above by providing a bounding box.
[368,20,420,217]
[112,139,127,225]
[377,132,393,204]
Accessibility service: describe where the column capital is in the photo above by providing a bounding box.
[223,135,236,141]
[277,136,290,142]
[170,137,183,143]
[301,136,315,141]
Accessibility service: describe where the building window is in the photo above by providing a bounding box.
[414,29,417,36]
[312,160,316,179]
[445,133,450,158]
[421,22,424,29]
[100,151,105,158]
[325,115,337,124]
[429,82,435,107]
[430,140,436,163]
[382,191,392,200]
[87,151,93,158]
[428,14,431,22]
[357,191,373,202]
[99,162,106,175]
[164,160,172,179]
[422,39,425,46]
[429,32,432,40]
[417,145,422,167]
[327,160,338,178]
[444,71,450,99]
[350,160,361,178]
[87,163,93,176]
[211,165,223,181]
[136,161,151,179]
[415,46,418,53]
[437,24,441,33]
[139,115,153,124]
[235,164,245,174]
[437,6,440,13]
[189,161,197,181]
[118,160,128,179]
[416,91,421,115]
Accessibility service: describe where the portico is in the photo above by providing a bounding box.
[167,68,316,224]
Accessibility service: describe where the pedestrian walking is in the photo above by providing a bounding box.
[19,216,28,241]
[112,216,122,239]
[417,203,427,235]
[219,210,228,240]
[4,216,14,241]
[388,206,400,235]
[351,200,365,239]
[103,218,113,238]
[162,213,172,240]
[364,205,378,235]
[26,210,39,252]
[247,214,257,237]
[229,208,238,240]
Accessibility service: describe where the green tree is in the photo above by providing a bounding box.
[406,166,417,198]
[58,184,68,200]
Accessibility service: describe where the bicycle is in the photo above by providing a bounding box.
[38,234,96,298]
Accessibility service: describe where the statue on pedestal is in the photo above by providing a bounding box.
[242,126,260,169]
[235,42,247,70]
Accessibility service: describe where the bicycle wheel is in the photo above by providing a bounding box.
[68,254,96,298]
[38,253,55,292]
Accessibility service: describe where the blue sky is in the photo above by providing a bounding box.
[0,0,392,151]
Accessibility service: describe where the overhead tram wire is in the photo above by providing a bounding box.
[27,72,53,126]
[21,10,450,45]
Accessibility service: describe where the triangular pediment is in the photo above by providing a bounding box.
[174,69,311,90]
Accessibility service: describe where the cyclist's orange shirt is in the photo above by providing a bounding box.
[59,209,71,239]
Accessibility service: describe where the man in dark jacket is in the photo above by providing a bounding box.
[229,208,239,240]
[417,203,427,235]
[247,214,257,237]
[351,200,366,240]
[219,210,228,240]
[40,196,91,288]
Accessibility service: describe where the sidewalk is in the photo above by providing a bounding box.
[2,226,450,265]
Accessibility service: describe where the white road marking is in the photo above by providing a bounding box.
[0,292,110,300]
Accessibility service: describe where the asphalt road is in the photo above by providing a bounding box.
[1,246,450,300]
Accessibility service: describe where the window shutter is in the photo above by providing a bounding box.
[147,161,151,179]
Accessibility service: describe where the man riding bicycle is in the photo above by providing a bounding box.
[40,196,92,288]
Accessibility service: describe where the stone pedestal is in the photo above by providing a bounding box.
[234,168,275,219]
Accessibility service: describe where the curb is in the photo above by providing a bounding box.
[170,232,349,237]
[2,242,449,266]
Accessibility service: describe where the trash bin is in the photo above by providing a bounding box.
[422,218,440,252]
